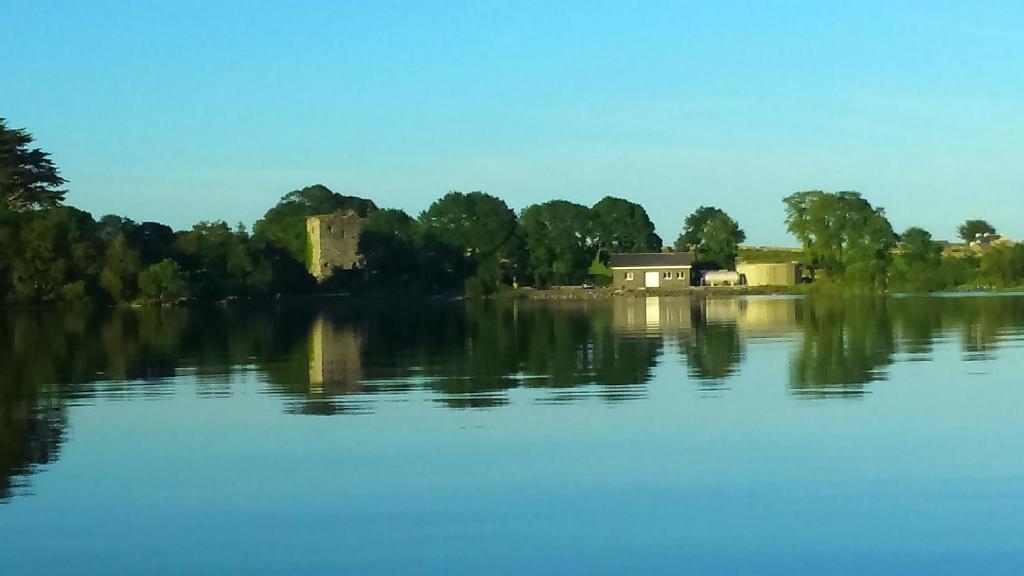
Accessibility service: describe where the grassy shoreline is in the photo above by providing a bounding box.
[493,285,809,300]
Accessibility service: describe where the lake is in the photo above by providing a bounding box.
[2,294,1024,574]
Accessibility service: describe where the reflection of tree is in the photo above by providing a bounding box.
[675,299,741,381]
[330,300,660,406]
[417,300,660,407]
[286,299,662,407]
[520,301,601,389]
[386,301,521,408]
[0,304,321,496]
[953,297,1024,359]
[0,393,65,501]
[890,297,944,357]
[591,333,662,401]
[681,323,742,381]
[476,300,662,401]
[7,294,1024,500]
[0,310,76,501]
[887,296,1024,360]
[270,301,523,411]
[790,297,895,396]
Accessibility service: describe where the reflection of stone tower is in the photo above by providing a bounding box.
[308,316,363,394]
[306,210,364,281]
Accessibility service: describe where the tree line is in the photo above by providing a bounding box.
[2,117,1022,305]
[783,190,1023,292]
[0,118,748,304]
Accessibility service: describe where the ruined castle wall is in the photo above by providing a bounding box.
[306,210,364,280]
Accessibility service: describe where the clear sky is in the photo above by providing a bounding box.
[5,1,1023,245]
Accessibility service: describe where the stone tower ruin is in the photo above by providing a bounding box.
[306,210,364,281]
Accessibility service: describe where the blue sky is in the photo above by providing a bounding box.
[5,1,1023,245]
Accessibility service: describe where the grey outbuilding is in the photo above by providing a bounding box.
[610,252,694,289]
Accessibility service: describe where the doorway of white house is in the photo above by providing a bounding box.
[644,271,660,288]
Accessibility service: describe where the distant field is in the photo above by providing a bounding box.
[737,246,805,263]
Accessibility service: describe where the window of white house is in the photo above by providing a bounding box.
[663,271,672,280]
[676,271,685,279]
[625,272,634,281]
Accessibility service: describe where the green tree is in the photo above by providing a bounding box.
[138,259,189,304]
[0,119,67,210]
[693,211,745,269]
[675,206,745,252]
[126,221,176,265]
[175,221,253,299]
[520,200,592,286]
[674,206,745,271]
[253,184,377,264]
[890,227,944,292]
[589,196,661,254]
[936,254,980,290]
[842,206,898,289]
[99,234,142,303]
[97,214,137,242]
[978,245,1024,288]
[358,208,419,289]
[958,219,996,243]
[899,227,942,268]
[245,240,315,296]
[784,191,896,287]
[0,206,20,301]
[419,191,522,294]
[9,207,102,303]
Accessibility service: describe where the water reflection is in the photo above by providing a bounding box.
[309,316,363,395]
[790,297,895,397]
[3,294,1024,501]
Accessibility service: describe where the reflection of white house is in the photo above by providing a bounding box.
[645,297,660,328]
[704,297,800,335]
[736,298,800,334]
[705,298,743,324]
[613,296,695,332]
[612,296,800,336]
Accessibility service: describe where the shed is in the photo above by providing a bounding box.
[609,252,694,289]
[736,262,802,287]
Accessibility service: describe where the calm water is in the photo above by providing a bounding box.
[2,294,1024,574]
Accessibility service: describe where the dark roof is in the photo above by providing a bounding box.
[609,252,694,268]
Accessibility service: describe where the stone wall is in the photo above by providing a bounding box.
[306,210,364,280]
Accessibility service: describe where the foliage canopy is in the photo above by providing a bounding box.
[784,191,897,288]
[253,184,377,264]
[0,119,67,211]
[520,200,592,286]
[957,219,996,243]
